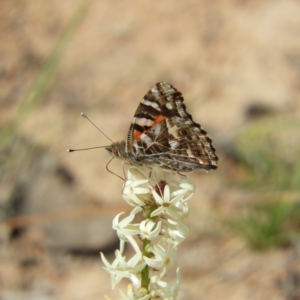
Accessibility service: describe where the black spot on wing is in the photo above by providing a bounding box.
[133,123,144,133]
[134,103,159,119]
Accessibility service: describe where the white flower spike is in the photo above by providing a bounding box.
[100,167,196,299]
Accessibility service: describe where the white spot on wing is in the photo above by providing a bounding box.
[142,99,161,111]
[151,85,159,93]
[186,148,194,158]
[169,140,179,150]
[154,122,161,137]
[140,134,153,146]
[166,102,173,110]
[166,119,181,138]
[133,117,153,127]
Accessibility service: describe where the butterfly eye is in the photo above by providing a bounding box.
[114,149,119,156]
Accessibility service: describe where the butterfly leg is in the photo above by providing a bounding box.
[177,171,186,177]
[106,157,125,181]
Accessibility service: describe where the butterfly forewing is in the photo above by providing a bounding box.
[108,82,218,172]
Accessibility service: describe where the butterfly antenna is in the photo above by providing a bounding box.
[81,112,114,143]
[67,146,108,152]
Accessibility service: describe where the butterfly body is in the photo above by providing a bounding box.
[106,82,218,172]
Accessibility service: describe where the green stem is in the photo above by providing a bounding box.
[141,238,151,289]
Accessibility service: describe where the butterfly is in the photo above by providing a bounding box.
[105,82,218,173]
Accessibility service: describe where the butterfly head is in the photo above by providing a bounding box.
[105,141,126,159]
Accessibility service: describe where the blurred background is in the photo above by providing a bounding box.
[1,1,300,299]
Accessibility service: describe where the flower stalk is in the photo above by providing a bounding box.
[141,238,150,289]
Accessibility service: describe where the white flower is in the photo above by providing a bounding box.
[114,251,145,287]
[122,179,150,206]
[122,167,152,206]
[170,178,195,202]
[163,219,190,245]
[112,208,143,253]
[113,212,140,238]
[101,251,123,288]
[151,184,184,219]
[119,284,150,300]
[139,220,162,240]
[144,241,178,278]
[150,268,181,299]
[101,250,146,289]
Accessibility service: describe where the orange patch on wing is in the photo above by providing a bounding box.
[153,115,166,125]
[133,115,166,140]
[134,130,143,139]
